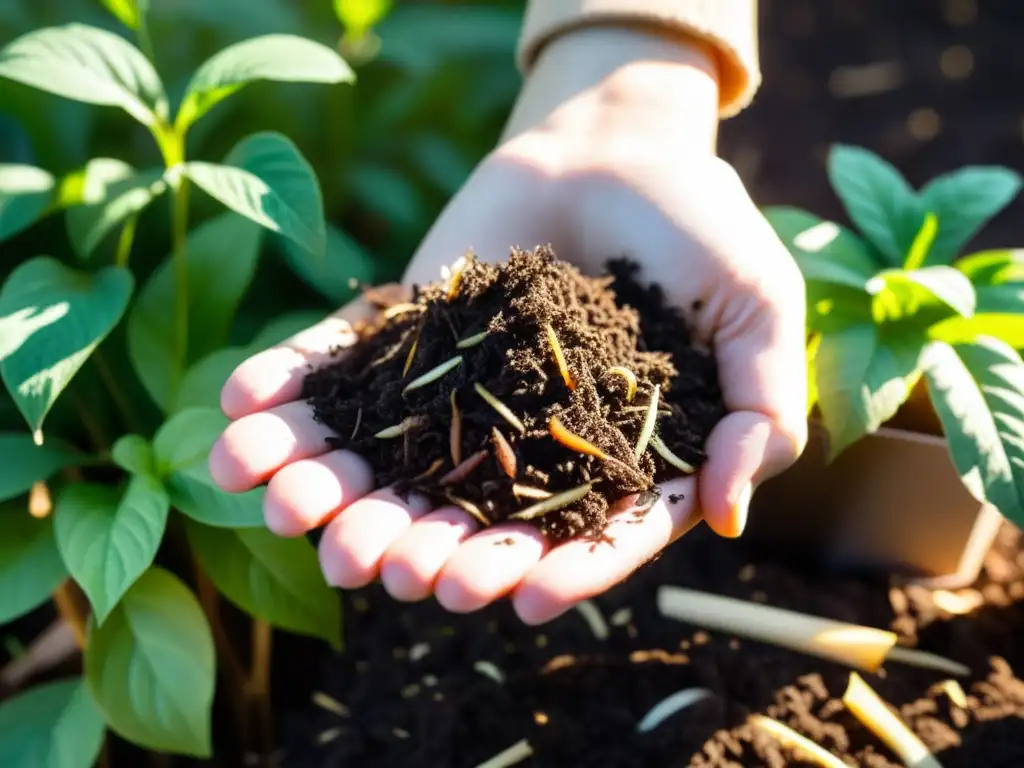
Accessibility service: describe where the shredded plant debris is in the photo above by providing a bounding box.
[302,246,724,542]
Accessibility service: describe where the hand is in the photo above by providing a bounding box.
[208,27,807,625]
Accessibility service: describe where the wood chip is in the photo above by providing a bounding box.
[403,355,463,394]
[510,482,593,521]
[474,383,525,433]
[635,688,714,733]
[491,428,517,478]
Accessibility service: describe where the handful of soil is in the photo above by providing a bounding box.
[302,246,725,543]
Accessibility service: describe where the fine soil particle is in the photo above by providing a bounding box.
[301,246,724,542]
[278,523,1024,768]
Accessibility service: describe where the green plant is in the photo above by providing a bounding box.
[0,1,360,762]
[764,143,1024,529]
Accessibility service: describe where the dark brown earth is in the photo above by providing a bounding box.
[277,523,1024,768]
[301,247,725,543]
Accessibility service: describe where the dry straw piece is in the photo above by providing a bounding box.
[545,323,575,390]
[474,382,526,433]
[635,688,714,733]
[843,673,945,768]
[472,738,533,768]
[605,366,637,401]
[403,355,463,394]
[510,482,593,521]
[749,715,847,768]
[633,384,660,459]
[656,586,968,676]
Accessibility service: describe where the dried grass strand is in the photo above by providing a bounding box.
[634,384,660,460]
[605,367,637,401]
[545,323,575,390]
[650,436,696,474]
[510,482,593,521]
[403,355,463,394]
[474,383,526,433]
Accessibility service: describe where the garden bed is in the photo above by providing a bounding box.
[278,522,1024,767]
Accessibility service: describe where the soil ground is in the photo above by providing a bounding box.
[277,2,1024,766]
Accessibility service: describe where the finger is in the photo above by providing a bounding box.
[379,507,480,602]
[318,487,432,589]
[263,450,375,537]
[512,478,699,625]
[701,213,808,538]
[220,297,381,420]
[434,524,548,613]
[699,412,770,538]
[208,401,335,493]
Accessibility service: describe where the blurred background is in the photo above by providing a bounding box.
[1,0,1022,332]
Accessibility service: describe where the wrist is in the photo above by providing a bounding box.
[502,26,720,151]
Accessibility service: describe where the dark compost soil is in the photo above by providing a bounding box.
[278,524,1024,768]
[301,247,724,543]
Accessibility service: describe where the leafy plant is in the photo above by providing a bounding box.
[0,1,354,761]
[764,143,1024,528]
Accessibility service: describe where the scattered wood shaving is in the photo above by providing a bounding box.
[635,687,714,733]
[473,660,505,683]
[574,600,609,640]
[473,739,533,768]
[749,714,847,768]
[843,672,945,768]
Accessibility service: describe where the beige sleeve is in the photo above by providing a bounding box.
[517,0,760,118]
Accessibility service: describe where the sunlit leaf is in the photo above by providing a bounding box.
[762,205,882,278]
[152,406,227,475]
[0,164,56,241]
[955,249,1024,286]
[111,434,154,476]
[127,212,261,411]
[929,313,1024,349]
[65,158,166,259]
[335,0,393,40]
[816,325,924,459]
[85,567,214,757]
[0,432,82,502]
[868,266,976,323]
[0,258,133,438]
[186,521,341,646]
[924,337,1024,528]
[920,167,1023,266]
[100,0,146,29]
[0,678,105,768]
[54,479,169,624]
[826,144,921,267]
[177,34,353,132]
[0,24,167,125]
[183,132,325,256]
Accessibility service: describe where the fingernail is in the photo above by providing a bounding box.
[729,482,753,538]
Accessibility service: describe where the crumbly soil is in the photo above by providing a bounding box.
[301,247,724,542]
[277,523,1024,768]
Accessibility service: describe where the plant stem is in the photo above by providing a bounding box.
[194,565,248,743]
[247,620,274,761]
[51,580,89,649]
[114,215,138,268]
[93,351,143,435]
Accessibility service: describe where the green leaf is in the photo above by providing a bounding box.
[0,505,66,623]
[127,212,261,411]
[65,158,166,260]
[903,212,939,271]
[168,464,265,528]
[0,24,168,125]
[0,433,82,503]
[826,144,920,266]
[85,567,214,757]
[815,325,924,459]
[182,132,325,257]
[919,167,1023,266]
[0,258,133,439]
[956,249,1024,286]
[0,164,56,241]
[762,205,882,278]
[152,406,228,475]
[54,479,169,624]
[929,313,1024,349]
[100,0,145,29]
[806,284,874,335]
[278,223,374,305]
[806,333,821,416]
[111,434,154,476]
[0,678,105,768]
[186,521,341,646]
[923,337,1024,528]
[376,6,519,73]
[869,266,976,323]
[176,35,353,133]
[335,0,393,39]
[975,283,1024,315]
[153,407,265,528]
